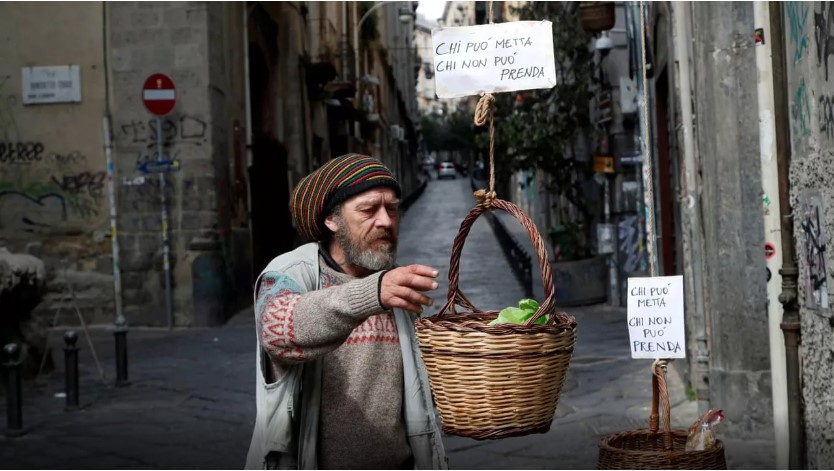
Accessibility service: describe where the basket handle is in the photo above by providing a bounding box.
[649,360,674,451]
[436,198,560,327]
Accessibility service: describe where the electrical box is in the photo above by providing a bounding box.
[620,77,638,115]
[597,223,617,254]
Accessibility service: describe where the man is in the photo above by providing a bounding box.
[245,154,448,470]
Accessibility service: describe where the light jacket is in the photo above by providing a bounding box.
[245,242,448,470]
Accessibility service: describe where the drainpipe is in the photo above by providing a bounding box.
[102,2,124,326]
[754,2,789,468]
[671,1,710,410]
[631,1,657,276]
[243,4,254,210]
[768,3,805,468]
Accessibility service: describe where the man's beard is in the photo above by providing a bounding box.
[334,223,397,272]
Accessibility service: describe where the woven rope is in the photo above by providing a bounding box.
[472,1,498,209]
[473,93,497,208]
[597,361,727,469]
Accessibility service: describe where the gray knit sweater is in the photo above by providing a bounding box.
[256,253,412,469]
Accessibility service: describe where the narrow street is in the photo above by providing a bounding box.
[0,176,769,469]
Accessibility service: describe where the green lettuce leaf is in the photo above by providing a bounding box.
[488,299,549,326]
[518,298,539,312]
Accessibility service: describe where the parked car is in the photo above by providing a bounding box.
[437,161,457,179]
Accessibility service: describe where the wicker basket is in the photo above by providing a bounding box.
[597,362,727,469]
[414,198,578,440]
[580,2,616,32]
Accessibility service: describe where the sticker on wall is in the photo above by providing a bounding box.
[763,193,772,216]
[765,242,777,261]
[754,28,765,46]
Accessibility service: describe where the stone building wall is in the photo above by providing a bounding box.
[109,1,249,326]
[782,1,834,467]
[690,1,774,439]
[0,2,116,324]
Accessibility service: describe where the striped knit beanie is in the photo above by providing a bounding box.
[290,153,401,241]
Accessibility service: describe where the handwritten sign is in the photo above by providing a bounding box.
[627,276,686,359]
[432,21,557,98]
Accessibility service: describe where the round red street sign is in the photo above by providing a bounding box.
[142,73,176,116]
[765,242,776,260]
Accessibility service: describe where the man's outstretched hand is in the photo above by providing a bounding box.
[379,265,439,314]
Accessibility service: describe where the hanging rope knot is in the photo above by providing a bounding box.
[473,189,497,209]
[474,93,496,127]
[652,358,671,373]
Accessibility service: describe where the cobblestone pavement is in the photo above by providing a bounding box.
[0,176,773,469]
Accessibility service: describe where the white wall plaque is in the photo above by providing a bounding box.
[22,66,82,105]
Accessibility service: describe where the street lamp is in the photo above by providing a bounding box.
[398,7,416,24]
[354,1,415,88]
[353,2,415,135]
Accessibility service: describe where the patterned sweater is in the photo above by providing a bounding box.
[256,251,412,470]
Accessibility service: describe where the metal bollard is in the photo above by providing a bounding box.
[64,331,79,410]
[114,318,129,386]
[4,343,24,437]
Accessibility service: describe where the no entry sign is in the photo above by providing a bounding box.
[142,73,176,116]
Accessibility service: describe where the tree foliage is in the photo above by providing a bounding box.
[420,110,475,153]
[478,2,598,257]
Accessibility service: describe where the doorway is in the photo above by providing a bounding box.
[247,7,296,278]
[655,69,678,276]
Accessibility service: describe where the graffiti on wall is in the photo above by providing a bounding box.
[0,191,67,230]
[618,214,647,274]
[800,191,830,309]
[815,1,834,81]
[821,94,834,139]
[788,2,811,63]
[121,174,191,212]
[0,76,106,232]
[0,76,20,142]
[119,115,208,150]
[792,78,812,137]
[0,141,45,163]
[116,114,211,235]
[0,146,105,231]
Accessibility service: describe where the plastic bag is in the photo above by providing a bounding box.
[685,409,724,451]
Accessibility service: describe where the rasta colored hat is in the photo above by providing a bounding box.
[290,153,401,241]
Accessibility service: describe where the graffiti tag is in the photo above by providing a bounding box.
[50,171,106,198]
[0,190,68,230]
[619,215,647,273]
[120,115,207,148]
[815,1,834,81]
[788,2,811,63]
[821,94,834,139]
[0,141,45,164]
[791,78,812,137]
[45,150,86,166]
[800,191,829,309]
